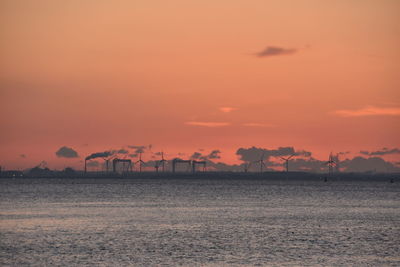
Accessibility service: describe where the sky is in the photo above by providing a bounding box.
[1,0,399,171]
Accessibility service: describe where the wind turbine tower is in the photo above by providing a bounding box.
[154,161,160,173]
[160,152,167,172]
[136,152,145,172]
[254,152,266,173]
[280,154,295,172]
[335,153,340,173]
[325,152,339,175]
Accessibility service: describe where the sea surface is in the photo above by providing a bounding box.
[0,177,399,266]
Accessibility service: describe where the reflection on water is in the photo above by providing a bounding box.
[1,178,399,266]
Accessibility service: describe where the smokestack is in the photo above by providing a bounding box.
[84,159,87,173]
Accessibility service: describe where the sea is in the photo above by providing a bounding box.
[0,177,399,266]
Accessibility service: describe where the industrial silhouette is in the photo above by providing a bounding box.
[112,158,133,173]
[172,158,191,173]
[64,147,396,174]
[192,160,206,173]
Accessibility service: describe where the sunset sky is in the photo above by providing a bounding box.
[1,0,399,170]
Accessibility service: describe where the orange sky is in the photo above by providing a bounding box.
[1,0,399,170]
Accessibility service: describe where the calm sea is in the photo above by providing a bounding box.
[1,178,399,266]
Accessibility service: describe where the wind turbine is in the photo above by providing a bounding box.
[254,152,266,173]
[334,153,340,173]
[159,151,167,172]
[280,154,295,172]
[324,152,337,175]
[136,152,145,172]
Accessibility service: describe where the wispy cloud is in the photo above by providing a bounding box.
[242,123,275,127]
[360,148,400,156]
[185,121,231,127]
[219,107,237,113]
[333,106,400,117]
[255,46,297,58]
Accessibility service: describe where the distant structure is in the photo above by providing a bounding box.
[325,152,340,175]
[104,158,110,173]
[160,152,167,172]
[334,153,340,173]
[104,156,116,173]
[154,161,160,173]
[84,151,114,173]
[192,160,206,173]
[280,154,295,172]
[112,158,133,173]
[28,161,52,177]
[155,151,167,173]
[136,152,145,172]
[254,152,266,173]
[172,158,191,173]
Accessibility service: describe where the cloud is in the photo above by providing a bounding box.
[255,46,297,58]
[189,150,222,161]
[295,150,312,157]
[360,148,400,156]
[236,146,298,162]
[205,161,242,172]
[234,146,315,171]
[208,150,221,159]
[242,123,275,127]
[219,107,237,113]
[190,152,202,160]
[333,106,400,117]
[55,146,79,158]
[285,158,326,172]
[85,151,113,160]
[341,156,400,173]
[286,155,400,173]
[185,121,231,127]
[127,145,146,153]
[180,153,400,173]
[116,149,129,154]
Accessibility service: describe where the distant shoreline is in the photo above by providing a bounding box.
[1,171,398,182]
